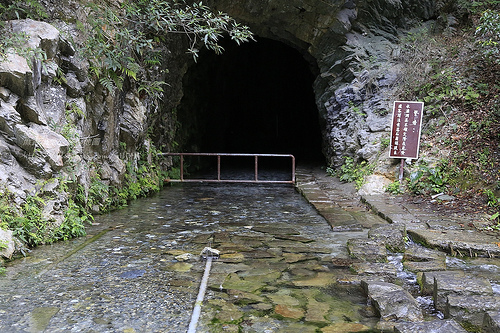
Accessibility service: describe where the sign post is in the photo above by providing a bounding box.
[389,101,424,182]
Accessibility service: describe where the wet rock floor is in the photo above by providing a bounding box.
[1,166,500,332]
[0,181,380,333]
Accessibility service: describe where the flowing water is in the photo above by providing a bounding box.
[0,182,381,333]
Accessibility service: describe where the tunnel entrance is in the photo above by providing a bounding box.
[177,37,324,165]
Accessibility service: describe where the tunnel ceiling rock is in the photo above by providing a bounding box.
[202,0,438,168]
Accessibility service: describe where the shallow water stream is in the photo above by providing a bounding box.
[0,182,381,333]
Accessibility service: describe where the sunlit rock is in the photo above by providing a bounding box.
[14,123,69,170]
[9,19,60,59]
[0,52,32,97]
[361,280,423,322]
[0,228,15,259]
[358,175,393,195]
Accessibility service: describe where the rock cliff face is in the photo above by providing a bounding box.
[0,16,167,238]
[203,0,439,168]
[0,0,455,249]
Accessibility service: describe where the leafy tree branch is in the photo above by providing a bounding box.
[79,0,254,97]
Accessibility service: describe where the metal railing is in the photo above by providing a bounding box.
[161,153,295,184]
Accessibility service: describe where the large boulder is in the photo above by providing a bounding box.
[14,123,69,170]
[0,52,33,97]
[9,19,60,59]
[361,280,423,322]
[120,92,147,147]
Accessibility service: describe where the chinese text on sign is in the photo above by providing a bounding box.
[389,101,424,159]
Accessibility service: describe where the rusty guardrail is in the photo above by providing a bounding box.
[161,153,295,184]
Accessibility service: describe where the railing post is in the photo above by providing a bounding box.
[217,155,221,181]
[291,155,295,183]
[180,154,184,181]
[254,155,258,182]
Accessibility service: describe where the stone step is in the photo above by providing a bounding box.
[368,224,406,252]
[351,262,398,281]
[445,294,500,328]
[361,280,423,322]
[394,319,467,333]
[407,229,500,258]
[362,194,419,224]
[296,168,363,231]
[422,271,493,312]
[347,238,387,262]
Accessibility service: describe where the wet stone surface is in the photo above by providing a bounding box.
[2,166,500,332]
[394,319,467,333]
[298,166,500,331]
[0,182,379,332]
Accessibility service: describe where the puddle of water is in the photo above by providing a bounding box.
[0,183,382,332]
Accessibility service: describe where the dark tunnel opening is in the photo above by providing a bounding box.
[177,37,324,169]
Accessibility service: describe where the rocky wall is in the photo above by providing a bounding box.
[203,0,442,170]
[0,17,169,238]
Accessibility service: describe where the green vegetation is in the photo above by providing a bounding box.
[0,0,221,250]
[74,142,176,214]
[348,101,365,117]
[0,0,47,21]
[2,0,254,99]
[325,1,500,230]
[386,0,500,229]
[328,157,375,189]
[0,138,178,249]
[485,189,500,230]
[385,181,403,194]
[0,0,47,61]
[0,180,90,248]
[79,0,253,99]
[407,163,449,195]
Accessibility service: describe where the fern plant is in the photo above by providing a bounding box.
[79,0,254,99]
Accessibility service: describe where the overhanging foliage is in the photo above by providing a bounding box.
[79,0,254,98]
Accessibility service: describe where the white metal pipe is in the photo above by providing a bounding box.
[187,256,213,333]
